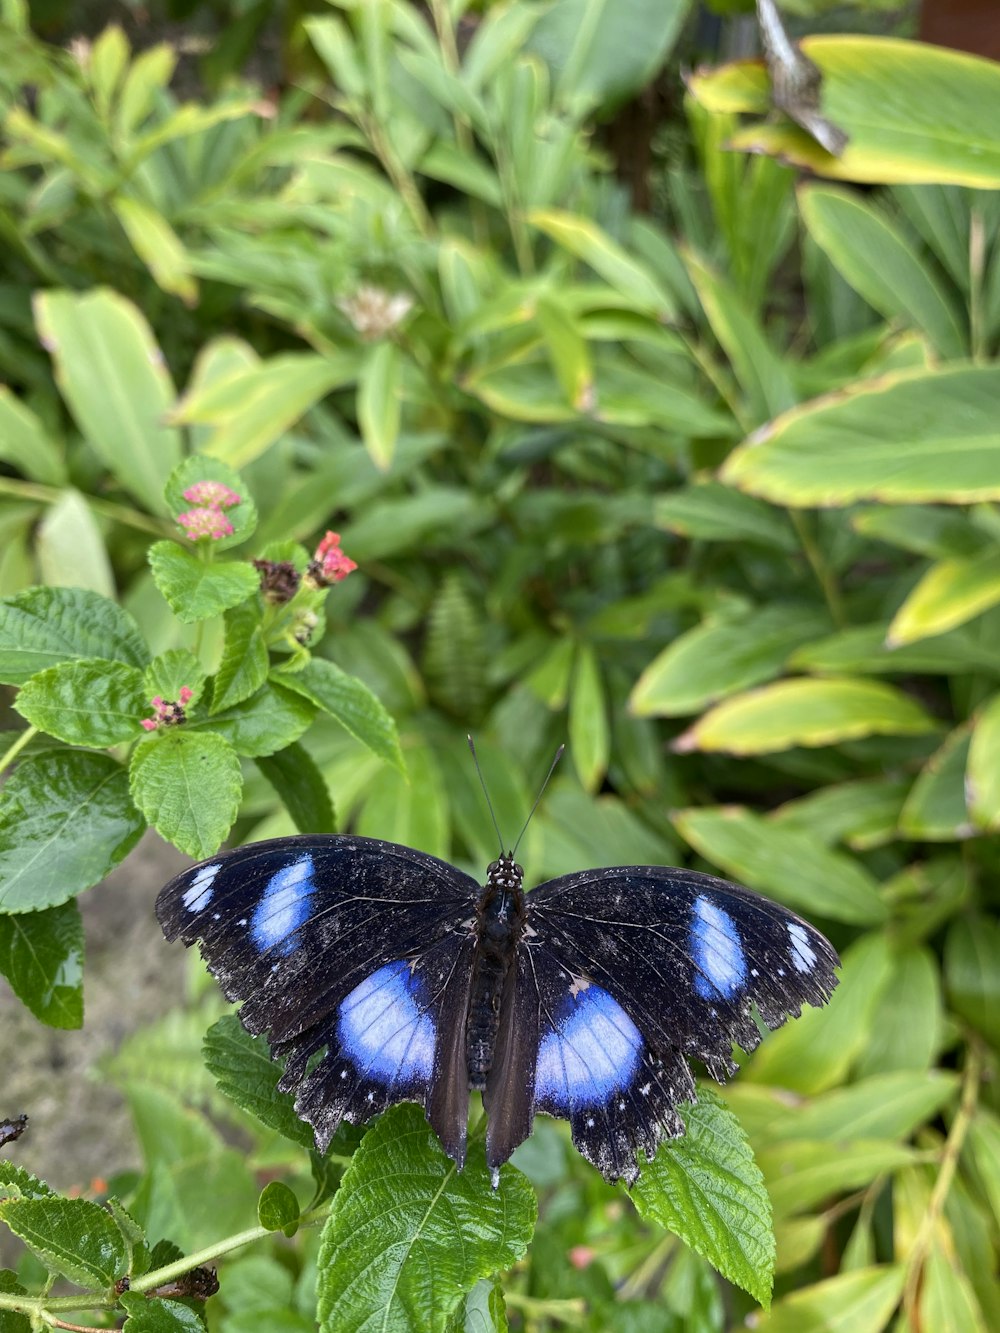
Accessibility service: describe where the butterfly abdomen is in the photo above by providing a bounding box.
[466,855,526,1090]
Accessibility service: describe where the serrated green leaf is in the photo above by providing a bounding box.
[672,805,886,925]
[945,915,1000,1046]
[15,658,148,747]
[0,1270,30,1333]
[258,1181,299,1235]
[631,606,828,717]
[144,650,207,709]
[276,659,403,772]
[162,455,257,554]
[0,1196,128,1290]
[255,744,335,835]
[569,644,609,793]
[631,1089,774,1308]
[203,1015,314,1149]
[0,900,83,1028]
[129,731,242,859]
[673,676,936,755]
[211,603,269,714]
[106,1197,149,1277]
[0,752,144,913]
[0,1165,52,1201]
[0,587,149,686]
[316,1104,536,1333]
[148,543,259,624]
[120,1292,209,1331]
[751,1265,904,1332]
[194,682,315,759]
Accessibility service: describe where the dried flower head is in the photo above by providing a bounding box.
[182,480,242,509]
[305,531,357,588]
[253,558,301,605]
[337,284,413,341]
[141,687,193,732]
[176,507,234,541]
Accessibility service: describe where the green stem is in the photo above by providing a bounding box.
[0,725,38,773]
[901,1037,983,1322]
[504,1292,587,1324]
[789,509,846,628]
[969,207,986,363]
[0,477,171,539]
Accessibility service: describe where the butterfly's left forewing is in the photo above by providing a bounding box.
[510,865,839,1183]
[156,835,480,1158]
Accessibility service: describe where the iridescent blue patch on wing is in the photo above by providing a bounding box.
[690,895,747,1000]
[251,856,315,956]
[535,984,643,1110]
[337,960,435,1084]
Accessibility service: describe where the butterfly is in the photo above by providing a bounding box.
[156,831,839,1186]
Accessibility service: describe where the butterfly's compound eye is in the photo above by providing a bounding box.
[488,861,500,876]
[514,864,523,879]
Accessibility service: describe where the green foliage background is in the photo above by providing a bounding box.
[0,0,998,1330]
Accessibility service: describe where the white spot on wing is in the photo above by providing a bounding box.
[182,862,220,912]
[788,922,817,973]
[690,896,747,1000]
[251,856,315,955]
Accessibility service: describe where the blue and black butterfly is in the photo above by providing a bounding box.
[156,826,839,1185]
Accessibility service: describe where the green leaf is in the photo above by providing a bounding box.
[144,650,207,710]
[800,187,965,358]
[945,915,1000,1046]
[919,1245,987,1333]
[760,1140,916,1219]
[35,488,115,599]
[211,603,269,715]
[452,1277,507,1333]
[529,0,690,114]
[746,933,894,1095]
[0,752,144,913]
[770,777,909,851]
[631,1089,774,1309]
[527,210,675,318]
[722,365,1000,507]
[654,481,796,551]
[0,901,83,1028]
[113,196,197,306]
[15,659,148,747]
[852,504,991,560]
[195,682,315,758]
[0,587,149,686]
[0,387,65,486]
[163,455,258,553]
[673,677,936,755]
[276,659,403,772]
[256,744,336,836]
[535,295,593,410]
[33,289,181,514]
[898,725,973,840]
[965,1112,1000,1232]
[129,730,242,859]
[258,1181,300,1235]
[631,606,828,718]
[887,551,1000,646]
[423,574,487,722]
[672,805,887,925]
[0,1165,53,1201]
[0,1269,30,1333]
[316,1104,536,1333]
[790,622,999,678]
[749,1265,905,1333]
[106,1197,150,1277]
[202,1015,314,1150]
[0,1196,128,1290]
[147,543,259,624]
[357,340,402,472]
[357,739,448,858]
[967,693,1000,829]
[853,947,944,1076]
[120,1293,207,1332]
[569,644,609,793]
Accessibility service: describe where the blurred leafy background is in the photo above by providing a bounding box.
[1,0,998,1329]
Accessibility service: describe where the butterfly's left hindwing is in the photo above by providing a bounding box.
[518,865,839,1182]
[155,835,480,1158]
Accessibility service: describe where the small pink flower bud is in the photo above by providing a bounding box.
[176,507,235,541]
[306,531,357,587]
[181,480,242,509]
[178,686,193,705]
[140,719,158,732]
[141,686,194,731]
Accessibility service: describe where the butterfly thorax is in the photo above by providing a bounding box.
[466,853,525,1089]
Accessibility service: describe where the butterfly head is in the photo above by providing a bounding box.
[486,852,523,895]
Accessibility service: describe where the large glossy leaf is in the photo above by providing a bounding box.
[887,551,1000,646]
[0,901,83,1028]
[33,289,181,514]
[0,1197,128,1290]
[722,365,1000,506]
[691,38,1000,187]
[749,1265,905,1331]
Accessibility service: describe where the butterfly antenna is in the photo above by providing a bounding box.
[512,744,565,858]
[468,735,506,856]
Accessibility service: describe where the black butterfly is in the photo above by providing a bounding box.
[156,833,839,1185]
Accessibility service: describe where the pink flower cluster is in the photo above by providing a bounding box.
[175,479,242,541]
[309,531,357,585]
[141,686,193,731]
